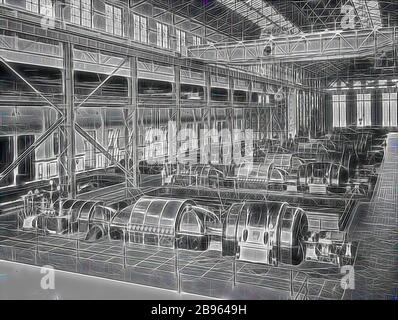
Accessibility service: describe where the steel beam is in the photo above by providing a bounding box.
[124,56,139,189]
[228,75,234,135]
[131,56,139,189]
[61,42,76,199]
[218,0,301,34]
[0,55,65,184]
[205,70,212,164]
[74,57,129,111]
[0,117,64,184]
[352,0,383,29]
[0,9,307,87]
[187,27,398,64]
[0,56,63,116]
[174,64,181,173]
[352,0,373,28]
[75,124,134,179]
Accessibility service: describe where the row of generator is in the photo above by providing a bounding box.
[20,194,353,267]
[167,128,386,195]
[169,160,372,195]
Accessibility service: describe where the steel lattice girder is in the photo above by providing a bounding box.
[187,27,398,64]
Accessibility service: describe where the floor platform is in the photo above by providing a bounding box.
[346,133,398,300]
[0,259,206,300]
[0,224,347,300]
[1,137,396,299]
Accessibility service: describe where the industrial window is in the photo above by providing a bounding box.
[53,132,59,156]
[133,14,147,43]
[357,93,372,127]
[176,29,186,53]
[84,131,96,170]
[71,0,92,28]
[332,94,346,127]
[106,129,118,165]
[105,4,122,36]
[26,0,53,16]
[156,22,168,48]
[382,92,397,127]
[192,35,202,46]
[236,119,243,130]
[40,0,52,16]
[107,129,114,146]
[38,163,43,180]
[26,0,39,13]
[0,136,14,187]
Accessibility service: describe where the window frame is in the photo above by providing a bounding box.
[332,94,347,128]
[176,29,186,53]
[156,22,169,49]
[192,34,202,46]
[133,13,148,43]
[26,0,53,16]
[382,92,398,127]
[356,93,372,127]
[105,3,123,36]
[84,130,97,170]
[70,0,92,28]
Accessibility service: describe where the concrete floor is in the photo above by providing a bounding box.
[1,136,397,300]
[0,259,208,300]
[0,225,346,299]
[346,133,398,300]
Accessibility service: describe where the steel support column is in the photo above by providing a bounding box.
[60,42,76,199]
[248,81,253,105]
[228,75,234,107]
[228,75,235,165]
[187,27,398,64]
[124,56,139,190]
[248,81,253,134]
[287,88,298,138]
[205,70,212,165]
[174,64,181,172]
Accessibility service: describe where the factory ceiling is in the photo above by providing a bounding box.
[144,0,263,40]
[149,1,398,40]
[167,1,398,80]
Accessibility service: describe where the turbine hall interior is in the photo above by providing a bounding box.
[0,0,397,300]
